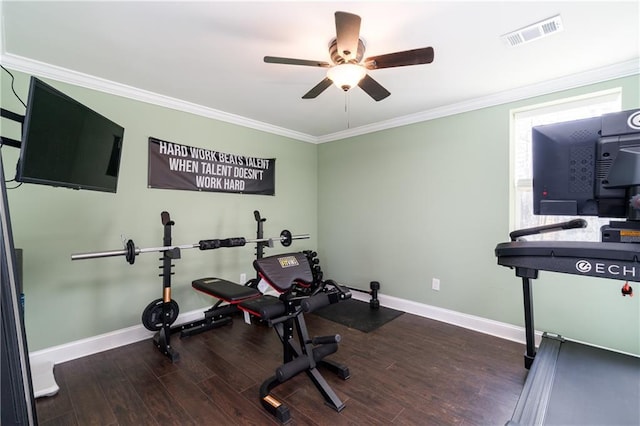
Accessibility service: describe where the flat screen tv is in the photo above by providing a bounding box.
[532,108,640,221]
[16,77,124,193]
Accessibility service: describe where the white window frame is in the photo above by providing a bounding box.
[509,88,622,241]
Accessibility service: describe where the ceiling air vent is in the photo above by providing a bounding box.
[501,15,563,47]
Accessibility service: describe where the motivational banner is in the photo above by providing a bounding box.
[148,137,275,195]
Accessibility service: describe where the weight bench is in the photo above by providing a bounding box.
[178,277,260,336]
[191,252,352,424]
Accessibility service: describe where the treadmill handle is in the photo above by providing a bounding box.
[509,219,587,241]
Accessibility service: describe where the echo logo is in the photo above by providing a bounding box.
[575,260,592,273]
[575,259,637,278]
[627,110,640,130]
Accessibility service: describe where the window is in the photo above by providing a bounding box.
[510,89,622,241]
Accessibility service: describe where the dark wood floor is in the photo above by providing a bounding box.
[35,310,528,425]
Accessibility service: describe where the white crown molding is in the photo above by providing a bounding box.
[1,53,638,144]
[318,58,640,143]
[0,53,317,143]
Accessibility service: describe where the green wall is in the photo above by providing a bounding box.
[318,75,640,355]
[3,68,639,356]
[1,70,318,351]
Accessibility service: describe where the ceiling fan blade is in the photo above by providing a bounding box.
[302,78,333,99]
[358,74,390,102]
[364,47,434,70]
[335,11,361,62]
[264,56,331,68]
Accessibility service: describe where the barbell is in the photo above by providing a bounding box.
[71,229,309,264]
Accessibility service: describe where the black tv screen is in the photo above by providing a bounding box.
[16,77,124,193]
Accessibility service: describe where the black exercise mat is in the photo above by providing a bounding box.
[313,299,403,333]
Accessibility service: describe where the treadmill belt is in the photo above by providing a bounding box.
[545,341,640,425]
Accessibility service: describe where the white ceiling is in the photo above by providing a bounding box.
[1,1,639,142]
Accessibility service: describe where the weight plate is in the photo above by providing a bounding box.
[141,298,179,331]
[125,239,136,264]
[280,229,292,247]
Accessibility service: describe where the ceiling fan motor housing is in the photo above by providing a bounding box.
[329,38,365,64]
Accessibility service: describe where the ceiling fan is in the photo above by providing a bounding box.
[264,11,435,101]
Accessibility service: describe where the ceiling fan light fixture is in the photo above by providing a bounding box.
[327,63,366,91]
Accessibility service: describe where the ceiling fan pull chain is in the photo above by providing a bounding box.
[345,92,350,129]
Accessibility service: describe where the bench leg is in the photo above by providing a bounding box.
[259,376,291,424]
[306,367,345,412]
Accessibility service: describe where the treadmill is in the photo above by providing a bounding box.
[496,221,640,425]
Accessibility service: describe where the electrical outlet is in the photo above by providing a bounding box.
[432,278,440,291]
[240,273,246,284]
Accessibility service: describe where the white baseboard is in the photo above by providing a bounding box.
[350,292,542,346]
[29,309,206,366]
[29,294,539,367]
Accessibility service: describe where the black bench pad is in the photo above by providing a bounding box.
[239,295,285,319]
[192,277,261,303]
